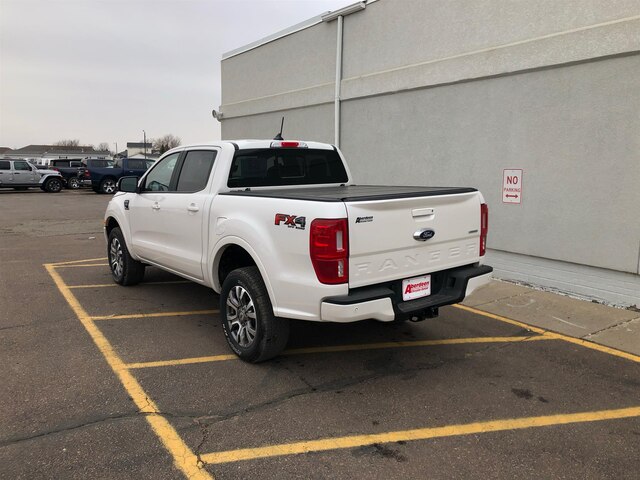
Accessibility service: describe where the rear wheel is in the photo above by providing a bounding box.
[220,267,289,362]
[100,177,117,194]
[44,177,63,193]
[67,176,80,189]
[108,227,145,285]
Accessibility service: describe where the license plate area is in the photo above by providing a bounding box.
[402,274,432,301]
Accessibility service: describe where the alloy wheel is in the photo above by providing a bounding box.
[226,286,257,347]
[103,179,116,194]
[109,237,124,278]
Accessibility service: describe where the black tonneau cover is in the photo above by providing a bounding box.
[220,185,477,202]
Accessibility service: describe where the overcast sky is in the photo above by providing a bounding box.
[0,0,351,150]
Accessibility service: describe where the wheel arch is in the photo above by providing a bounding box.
[105,216,120,237]
[103,213,140,261]
[210,237,278,312]
[39,173,62,184]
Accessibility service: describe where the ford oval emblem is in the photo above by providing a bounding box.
[414,228,435,241]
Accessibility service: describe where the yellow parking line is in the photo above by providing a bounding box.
[128,354,238,369]
[45,263,213,480]
[69,280,192,289]
[92,309,218,321]
[55,263,109,268]
[453,304,547,334]
[453,304,640,363]
[201,405,640,465]
[50,257,108,266]
[126,335,554,369]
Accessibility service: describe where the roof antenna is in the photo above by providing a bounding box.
[273,117,285,140]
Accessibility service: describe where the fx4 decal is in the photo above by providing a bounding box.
[274,213,306,230]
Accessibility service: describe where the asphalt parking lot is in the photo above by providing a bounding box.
[1,189,639,479]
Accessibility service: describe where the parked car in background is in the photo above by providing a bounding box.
[0,159,64,192]
[78,158,114,190]
[48,159,83,189]
[80,158,154,194]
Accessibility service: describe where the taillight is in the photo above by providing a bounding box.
[310,218,348,284]
[270,141,308,148]
[83,170,90,178]
[480,203,488,256]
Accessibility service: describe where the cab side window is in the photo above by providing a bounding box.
[14,161,32,171]
[0,161,10,170]
[127,159,147,170]
[142,153,180,192]
[176,151,217,193]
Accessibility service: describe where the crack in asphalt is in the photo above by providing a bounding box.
[583,315,640,339]
[0,338,542,454]
[0,411,141,447]
[183,355,462,449]
[0,322,36,332]
[467,289,533,308]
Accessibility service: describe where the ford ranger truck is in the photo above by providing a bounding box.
[104,140,492,362]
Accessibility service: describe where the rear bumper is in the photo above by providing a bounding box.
[320,264,492,323]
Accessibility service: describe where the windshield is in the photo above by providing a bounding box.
[228,148,348,188]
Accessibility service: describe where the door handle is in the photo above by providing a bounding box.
[152,203,160,210]
[187,204,199,212]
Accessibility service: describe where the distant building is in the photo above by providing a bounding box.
[1,144,111,165]
[0,147,13,155]
[125,142,153,158]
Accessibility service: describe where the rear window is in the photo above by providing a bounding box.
[228,148,348,188]
[0,161,9,170]
[89,159,114,168]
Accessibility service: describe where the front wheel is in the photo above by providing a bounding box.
[100,177,117,194]
[220,267,289,362]
[107,227,145,285]
[44,177,63,193]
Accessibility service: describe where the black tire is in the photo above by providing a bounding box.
[44,177,63,193]
[100,177,117,194]
[67,176,80,189]
[107,227,145,285]
[220,266,289,363]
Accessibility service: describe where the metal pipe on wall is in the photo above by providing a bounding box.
[334,15,343,148]
[322,2,366,148]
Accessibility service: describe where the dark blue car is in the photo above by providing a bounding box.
[80,158,154,194]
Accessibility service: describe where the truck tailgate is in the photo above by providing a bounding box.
[347,192,481,288]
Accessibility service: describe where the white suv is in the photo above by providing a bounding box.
[0,159,64,192]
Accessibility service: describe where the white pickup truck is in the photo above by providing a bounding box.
[104,140,492,362]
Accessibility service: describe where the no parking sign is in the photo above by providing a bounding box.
[502,169,523,204]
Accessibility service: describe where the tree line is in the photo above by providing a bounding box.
[54,134,181,155]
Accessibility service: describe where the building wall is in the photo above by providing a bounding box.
[220,0,640,305]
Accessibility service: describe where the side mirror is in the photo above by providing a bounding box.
[118,176,139,193]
